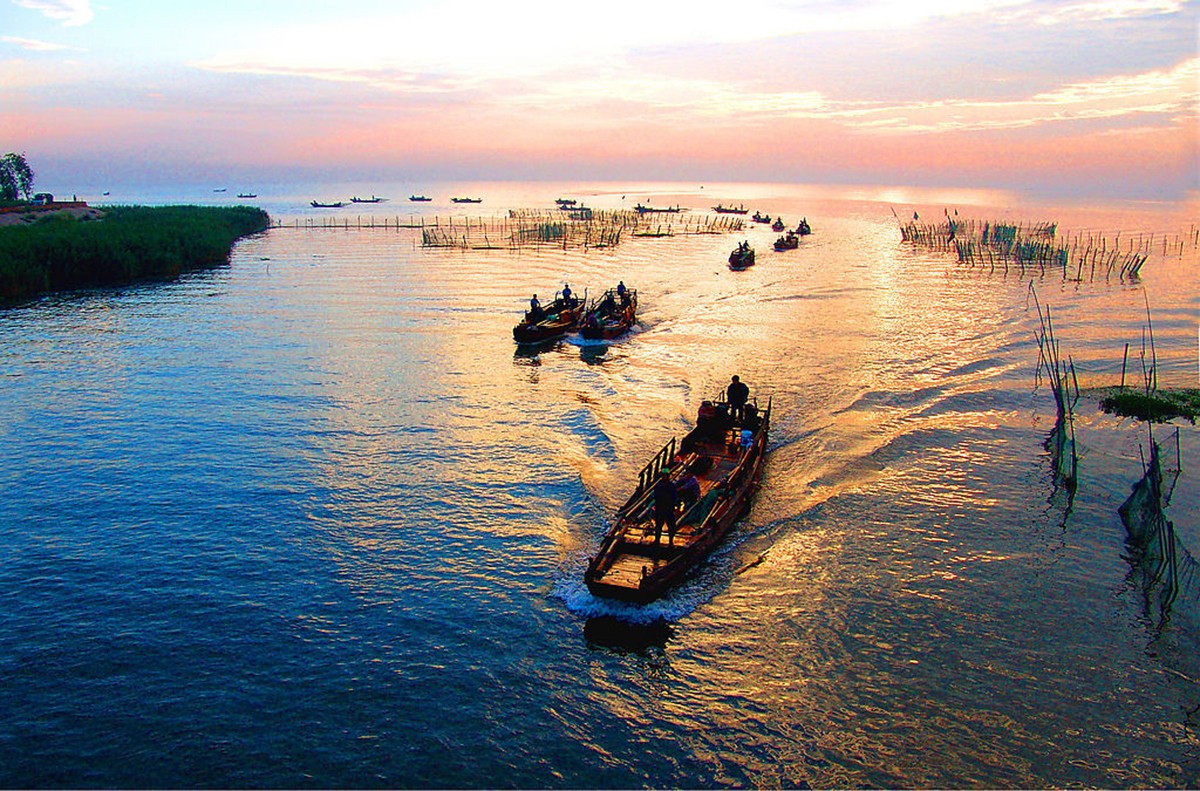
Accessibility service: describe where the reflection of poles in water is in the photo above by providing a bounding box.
[1118,426,1192,628]
[1031,285,1079,493]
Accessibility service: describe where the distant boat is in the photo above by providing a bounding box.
[555,198,577,206]
[213,188,227,193]
[451,197,482,203]
[751,211,771,224]
[796,217,812,236]
[773,232,800,251]
[237,193,257,198]
[771,218,785,232]
[351,195,384,203]
[712,204,748,215]
[633,203,685,214]
[311,200,344,208]
[409,195,433,202]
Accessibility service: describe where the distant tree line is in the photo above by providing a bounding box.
[0,152,35,201]
[0,205,270,304]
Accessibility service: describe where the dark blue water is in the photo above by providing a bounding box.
[1,182,1197,787]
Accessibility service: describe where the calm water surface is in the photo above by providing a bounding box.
[1,182,1198,787]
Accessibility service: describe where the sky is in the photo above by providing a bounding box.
[1,0,1197,200]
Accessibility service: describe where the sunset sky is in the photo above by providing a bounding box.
[2,0,1197,199]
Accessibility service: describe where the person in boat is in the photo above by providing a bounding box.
[727,374,750,423]
[676,472,701,506]
[653,468,679,545]
[616,281,627,298]
[600,291,616,316]
[528,294,543,322]
[562,283,575,307]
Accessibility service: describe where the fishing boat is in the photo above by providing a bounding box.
[555,198,577,206]
[237,193,257,198]
[771,218,785,232]
[585,391,772,604]
[633,203,686,214]
[773,232,799,251]
[728,243,755,270]
[796,217,812,235]
[352,195,384,203]
[580,288,637,340]
[311,200,344,208]
[712,204,748,215]
[512,293,583,344]
[451,197,483,203]
[409,195,432,202]
[751,211,771,224]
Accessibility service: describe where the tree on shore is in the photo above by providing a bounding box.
[0,152,35,201]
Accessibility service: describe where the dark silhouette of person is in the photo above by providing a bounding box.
[562,283,574,307]
[528,294,542,321]
[653,469,678,545]
[727,375,749,423]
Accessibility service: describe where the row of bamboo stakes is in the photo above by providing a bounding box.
[270,209,746,250]
[898,212,1199,282]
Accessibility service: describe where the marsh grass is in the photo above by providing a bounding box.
[0,205,269,304]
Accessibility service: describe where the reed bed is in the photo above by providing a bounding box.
[897,212,1198,282]
[1031,286,1079,492]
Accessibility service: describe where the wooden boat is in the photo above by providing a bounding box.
[796,218,812,236]
[773,232,799,251]
[585,393,772,604]
[728,244,755,270]
[712,204,748,215]
[633,203,685,214]
[751,211,771,223]
[771,218,785,232]
[451,197,482,203]
[555,198,577,206]
[237,193,257,198]
[352,195,384,203]
[580,288,637,340]
[409,195,432,202]
[311,200,344,208]
[513,295,583,344]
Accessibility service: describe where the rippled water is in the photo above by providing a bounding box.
[1,182,1197,787]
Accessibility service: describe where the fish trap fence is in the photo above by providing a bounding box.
[897,216,1199,282]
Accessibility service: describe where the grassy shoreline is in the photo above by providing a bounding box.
[0,204,270,305]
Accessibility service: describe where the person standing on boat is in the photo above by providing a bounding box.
[529,294,542,321]
[727,375,750,423]
[653,469,678,546]
[562,283,574,307]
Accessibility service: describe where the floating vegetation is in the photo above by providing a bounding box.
[1097,296,1199,423]
[1030,285,1079,492]
[896,210,1198,282]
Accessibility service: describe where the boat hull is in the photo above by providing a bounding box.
[513,302,581,343]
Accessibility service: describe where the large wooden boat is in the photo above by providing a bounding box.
[633,203,686,214]
[409,195,433,202]
[311,200,344,208]
[712,204,748,215]
[585,393,772,604]
[728,243,755,270]
[351,195,384,203]
[580,288,637,340]
[513,295,583,344]
[451,197,483,203]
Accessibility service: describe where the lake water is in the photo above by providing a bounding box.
[1,181,1197,787]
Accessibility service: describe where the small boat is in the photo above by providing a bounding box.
[451,197,482,203]
[555,198,577,206]
[311,200,344,208]
[771,218,785,232]
[237,193,257,198]
[751,211,771,224]
[585,391,772,604]
[633,203,685,214]
[773,232,799,251]
[712,204,748,215]
[513,293,583,344]
[580,288,637,340]
[409,195,432,202]
[728,243,755,270]
[796,218,812,236]
[352,195,384,203]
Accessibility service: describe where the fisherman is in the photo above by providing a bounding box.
[653,469,678,546]
[616,281,627,298]
[562,283,574,307]
[727,374,750,423]
[528,294,543,321]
